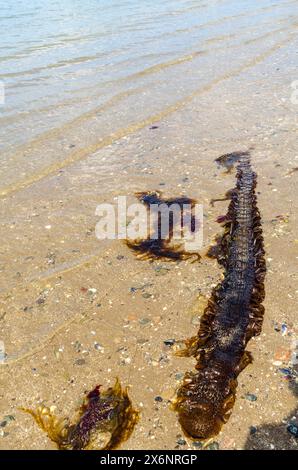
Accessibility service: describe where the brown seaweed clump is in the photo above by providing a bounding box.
[215,149,253,173]
[125,191,200,261]
[173,154,266,441]
[21,379,139,450]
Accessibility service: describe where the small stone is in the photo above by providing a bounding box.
[142,293,152,299]
[154,396,163,402]
[250,426,257,435]
[139,318,150,326]
[154,266,169,276]
[73,341,82,352]
[273,348,291,363]
[117,255,124,260]
[164,339,175,346]
[137,338,148,345]
[245,393,257,402]
[278,367,293,377]
[88,288,97,295]
[74,359,86,366]
[177,438,186,446]
[287,423,298,438]
[175,373,184,381]
[192,441,203,449]
[206,442,220,450]
[0,415,15,428]
[273,360,282,366]
[94,343,104,352]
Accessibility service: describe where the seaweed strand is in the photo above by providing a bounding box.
[173,154,266,440]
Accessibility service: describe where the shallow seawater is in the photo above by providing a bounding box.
[0,0,298,451]
[0,0,297,194]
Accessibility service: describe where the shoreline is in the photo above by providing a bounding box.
[0,3,298,451]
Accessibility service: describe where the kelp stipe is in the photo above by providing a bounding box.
[21,379,139,450]
[173,155,266,440]
[125,191,200,261]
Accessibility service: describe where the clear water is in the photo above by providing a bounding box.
[0,0,297,190]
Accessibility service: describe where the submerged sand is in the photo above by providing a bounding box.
[0,11,298,451]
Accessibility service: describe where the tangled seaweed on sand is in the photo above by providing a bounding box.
[173,154,266,441]
[215,149,253,173]
[21,379,139,450]
[125,191,200,262]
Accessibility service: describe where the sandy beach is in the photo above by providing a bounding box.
[0,0,297,451]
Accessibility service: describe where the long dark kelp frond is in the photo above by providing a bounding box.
[173,154,266,440]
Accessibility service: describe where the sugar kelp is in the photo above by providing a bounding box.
[173,154,266,440]
[22,378,139,450]
[125,191,200,261]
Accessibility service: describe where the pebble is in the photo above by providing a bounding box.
[245,393,257,402]
[88,288,97,295]
[250,426,257,435]
[192,441,203,449]
[137,338,148,345]
[73,341,82,352]
[175,372,184,381]
[287,423,298,438]
[177,438,187,446]
[281,323,288,336]
[154,396,163,402]
[273,360,283,366]
[74,358,86,366]
[278,367,295,378]
[206,442,220,450]
[142,293,152,299]
[164,339,175,347]
[0,415,15,428]
[154,266,170,276]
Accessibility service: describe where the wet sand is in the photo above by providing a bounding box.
[1,2,298,451]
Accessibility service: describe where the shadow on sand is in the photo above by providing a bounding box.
[244,376,298,450]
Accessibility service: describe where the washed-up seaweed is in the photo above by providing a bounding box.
[173,154,266,440]
[125,191,200,261]
[215,149,253,173]
[22,379,139,450]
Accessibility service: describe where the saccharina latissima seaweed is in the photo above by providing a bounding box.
[173,155,266,441]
